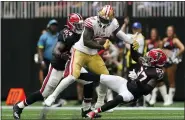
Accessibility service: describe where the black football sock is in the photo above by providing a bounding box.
[99,95,123,112]
[24,90,44,106]
[18,90,44,109]
[82,83,94,111]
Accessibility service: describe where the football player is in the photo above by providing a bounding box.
[87,45,167,119]
[13,13,97,119]
[44,5,140,109]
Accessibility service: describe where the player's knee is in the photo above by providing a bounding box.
[119,93,134,102]
[48,77,61,88]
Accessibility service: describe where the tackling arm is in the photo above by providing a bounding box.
[52,41,66,58]
[130,44,142,63]
[83,27,104,49]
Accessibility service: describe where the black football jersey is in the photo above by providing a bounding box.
[128,44,164,99]
[127,65,164,99]
[51,27,81,71]
[58,27,81,53]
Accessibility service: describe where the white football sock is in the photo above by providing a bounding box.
[82,99,91,111]
[106,89,113,102]
[95,83,107,108]
[149,87,158,104]
[51,75,75,99]
[168,87,176,102]
[144,94,151,102]
[158,84,168,102]
[17,101,26,108]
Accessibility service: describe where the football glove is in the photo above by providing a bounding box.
[132,32,139,50]
[132,40,139,50]
[128,69,138,80]
[103,39,110,50]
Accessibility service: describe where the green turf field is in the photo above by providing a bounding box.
[2,101,184,120]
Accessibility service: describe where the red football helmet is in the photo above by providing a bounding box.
[143,49,167,67]
[67,13,84,34]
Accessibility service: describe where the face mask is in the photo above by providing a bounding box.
[98,16,111,28]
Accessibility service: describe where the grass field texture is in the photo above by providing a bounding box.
[2,101,184,120]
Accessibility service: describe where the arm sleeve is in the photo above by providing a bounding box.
[37,34,45,48]
[130,44,142,63]
[115,30,134,44]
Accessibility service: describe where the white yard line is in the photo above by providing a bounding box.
[2,106,184,110]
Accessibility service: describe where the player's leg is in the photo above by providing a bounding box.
[13,65,63,119]
[158,82,168,105]
[44,49,86,106]
[79,69,97,110]
[165,64,177,106]
[149,87,158,105]
[72,67,102,118]
[87,74,134,119]
[87,54,109,108]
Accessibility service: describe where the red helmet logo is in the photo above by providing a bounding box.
[146,49,167,67]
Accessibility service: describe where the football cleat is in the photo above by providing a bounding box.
[86,111,96,119]
[44,95,55,107]
[13,102,23,120]
[81,108,101,118]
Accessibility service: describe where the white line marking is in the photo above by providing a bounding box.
[2,106,184,110]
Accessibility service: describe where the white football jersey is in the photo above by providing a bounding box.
[73,16,119,55]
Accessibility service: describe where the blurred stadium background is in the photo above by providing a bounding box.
[1,1,185,120]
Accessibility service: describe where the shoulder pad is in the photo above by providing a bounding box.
[84,17,96,29]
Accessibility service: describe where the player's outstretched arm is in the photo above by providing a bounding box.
[113,28,139,50]
[130,44,142,63]
[113,28,133,44]
[83,27,104,49]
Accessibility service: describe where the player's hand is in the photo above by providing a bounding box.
[132,32,139,50]
[132,40,139,50]
[103,39,110,50]
[124,17,129,25]
[128,69,138,80]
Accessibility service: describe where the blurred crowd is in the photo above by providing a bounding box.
[35,16,184,107]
